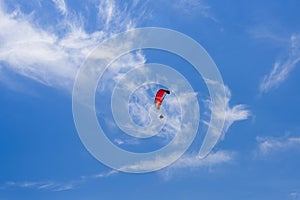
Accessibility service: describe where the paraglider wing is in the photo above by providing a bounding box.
[154,89,170,109]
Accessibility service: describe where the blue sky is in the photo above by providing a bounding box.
[1,0,300,199]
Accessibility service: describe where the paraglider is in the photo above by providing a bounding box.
[154,89,170,119]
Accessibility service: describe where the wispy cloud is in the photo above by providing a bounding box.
[171,150,235,169]
[52,0,67,15]
[256,135,300,156]
[260,34,300,93]
[97,0,133,31]
[173,0,217,22]
[92,170,118,178]
[0,0,145,91]
[210,85,250,139]
[248,25,289,45]
[199,81,250,158]
[1,180,77,192]
[97,0,148,32]
[120,150,235,174]
[0,170,117,192]
[160,150,235,179]
[290,191,300,200]
[0,4,75,89]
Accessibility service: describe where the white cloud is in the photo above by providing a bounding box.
[98,0,119,29]
[290,191,300,200]
[92,170,118,178]
[119,152,182,172]
[0,170,117,192]
[172,150,234,168]
[216,86,250,138]
[116,149,234,175]
[97,0,147,32]
[203,83,250,140]
[173,0,217,22]
[248,25,289,45]
[197,80,250,159]
[160,150,235,178]
[260,34,300,93]
[0,180,76,192]
[52,0,67,15]
[256,136,300,156]
[114,138,125,145]
[0,0,145,91]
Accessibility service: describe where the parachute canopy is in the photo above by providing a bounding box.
[154,89,170,109]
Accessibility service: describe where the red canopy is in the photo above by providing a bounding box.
[154,89,170,109]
